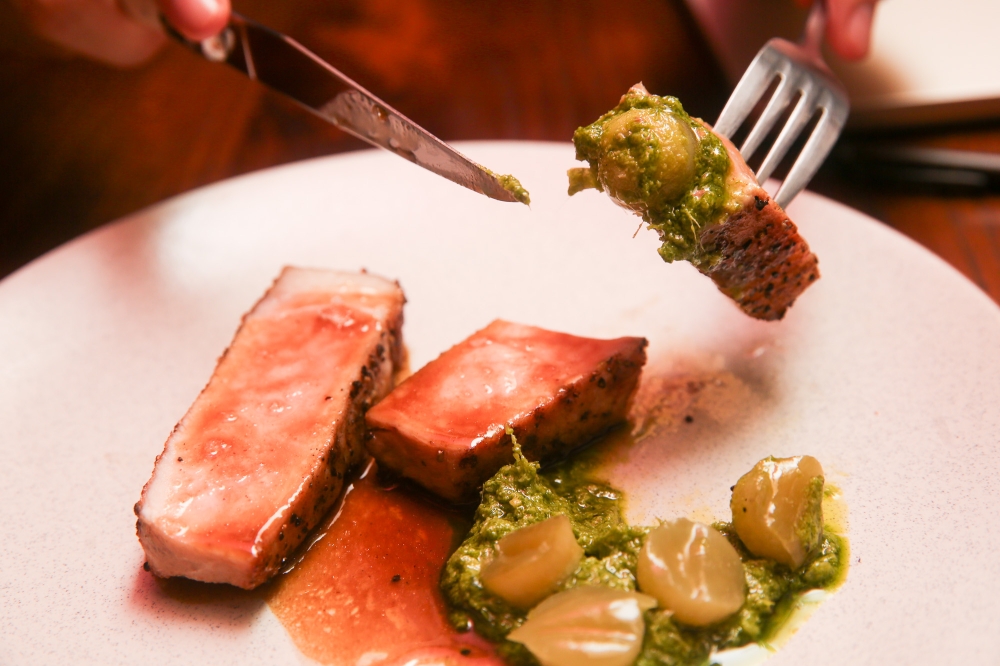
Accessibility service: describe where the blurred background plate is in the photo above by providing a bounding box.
[687,0,1000,128]
[1,142,999,665]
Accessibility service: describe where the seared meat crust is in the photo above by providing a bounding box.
[697,191,820,320]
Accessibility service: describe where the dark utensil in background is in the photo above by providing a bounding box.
[834,143,1000,195]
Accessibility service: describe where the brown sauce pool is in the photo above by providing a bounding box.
[266,461,502,666]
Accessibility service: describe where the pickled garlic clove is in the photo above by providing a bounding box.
[507,586,657,666]
[636,518,745,627]
[598,107,698,208]
[480,514,584,610]
[730,455,825,569]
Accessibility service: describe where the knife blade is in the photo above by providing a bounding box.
[165,13,522,204]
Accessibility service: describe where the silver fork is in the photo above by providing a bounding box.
[713,0,850,208]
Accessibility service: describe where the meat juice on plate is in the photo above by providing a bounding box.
[267,461,503,666]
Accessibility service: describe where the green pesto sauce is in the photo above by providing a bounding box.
[571,87,730,263]
[484,168,531,205]
[441,446,647,665]
[440,443,847,666]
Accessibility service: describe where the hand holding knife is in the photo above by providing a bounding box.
[123,2,528,204]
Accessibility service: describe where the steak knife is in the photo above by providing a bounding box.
[165,12,523,203]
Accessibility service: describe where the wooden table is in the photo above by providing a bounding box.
[2,0,998,306]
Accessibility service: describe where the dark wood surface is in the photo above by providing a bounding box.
[2,0,999,307]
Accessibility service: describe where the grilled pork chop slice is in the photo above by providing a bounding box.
[136,267,405,589]
[365,320,647,503]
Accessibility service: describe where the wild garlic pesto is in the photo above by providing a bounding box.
[483,168,531,205]
[440,442,847,666]
[570,86,730,263]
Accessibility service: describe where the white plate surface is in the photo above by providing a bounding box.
[1,142,999,665]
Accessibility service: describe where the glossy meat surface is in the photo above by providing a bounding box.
[136,267,404,588]
[366,320,646,502]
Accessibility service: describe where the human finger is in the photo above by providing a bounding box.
[11,0,165,67]
[826,0,877,60]
[157,0,230,42]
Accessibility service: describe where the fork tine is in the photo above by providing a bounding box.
[755,88,817,185]
[714,53,781,139]
[774,93,849,208]
[739,72,801,160]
